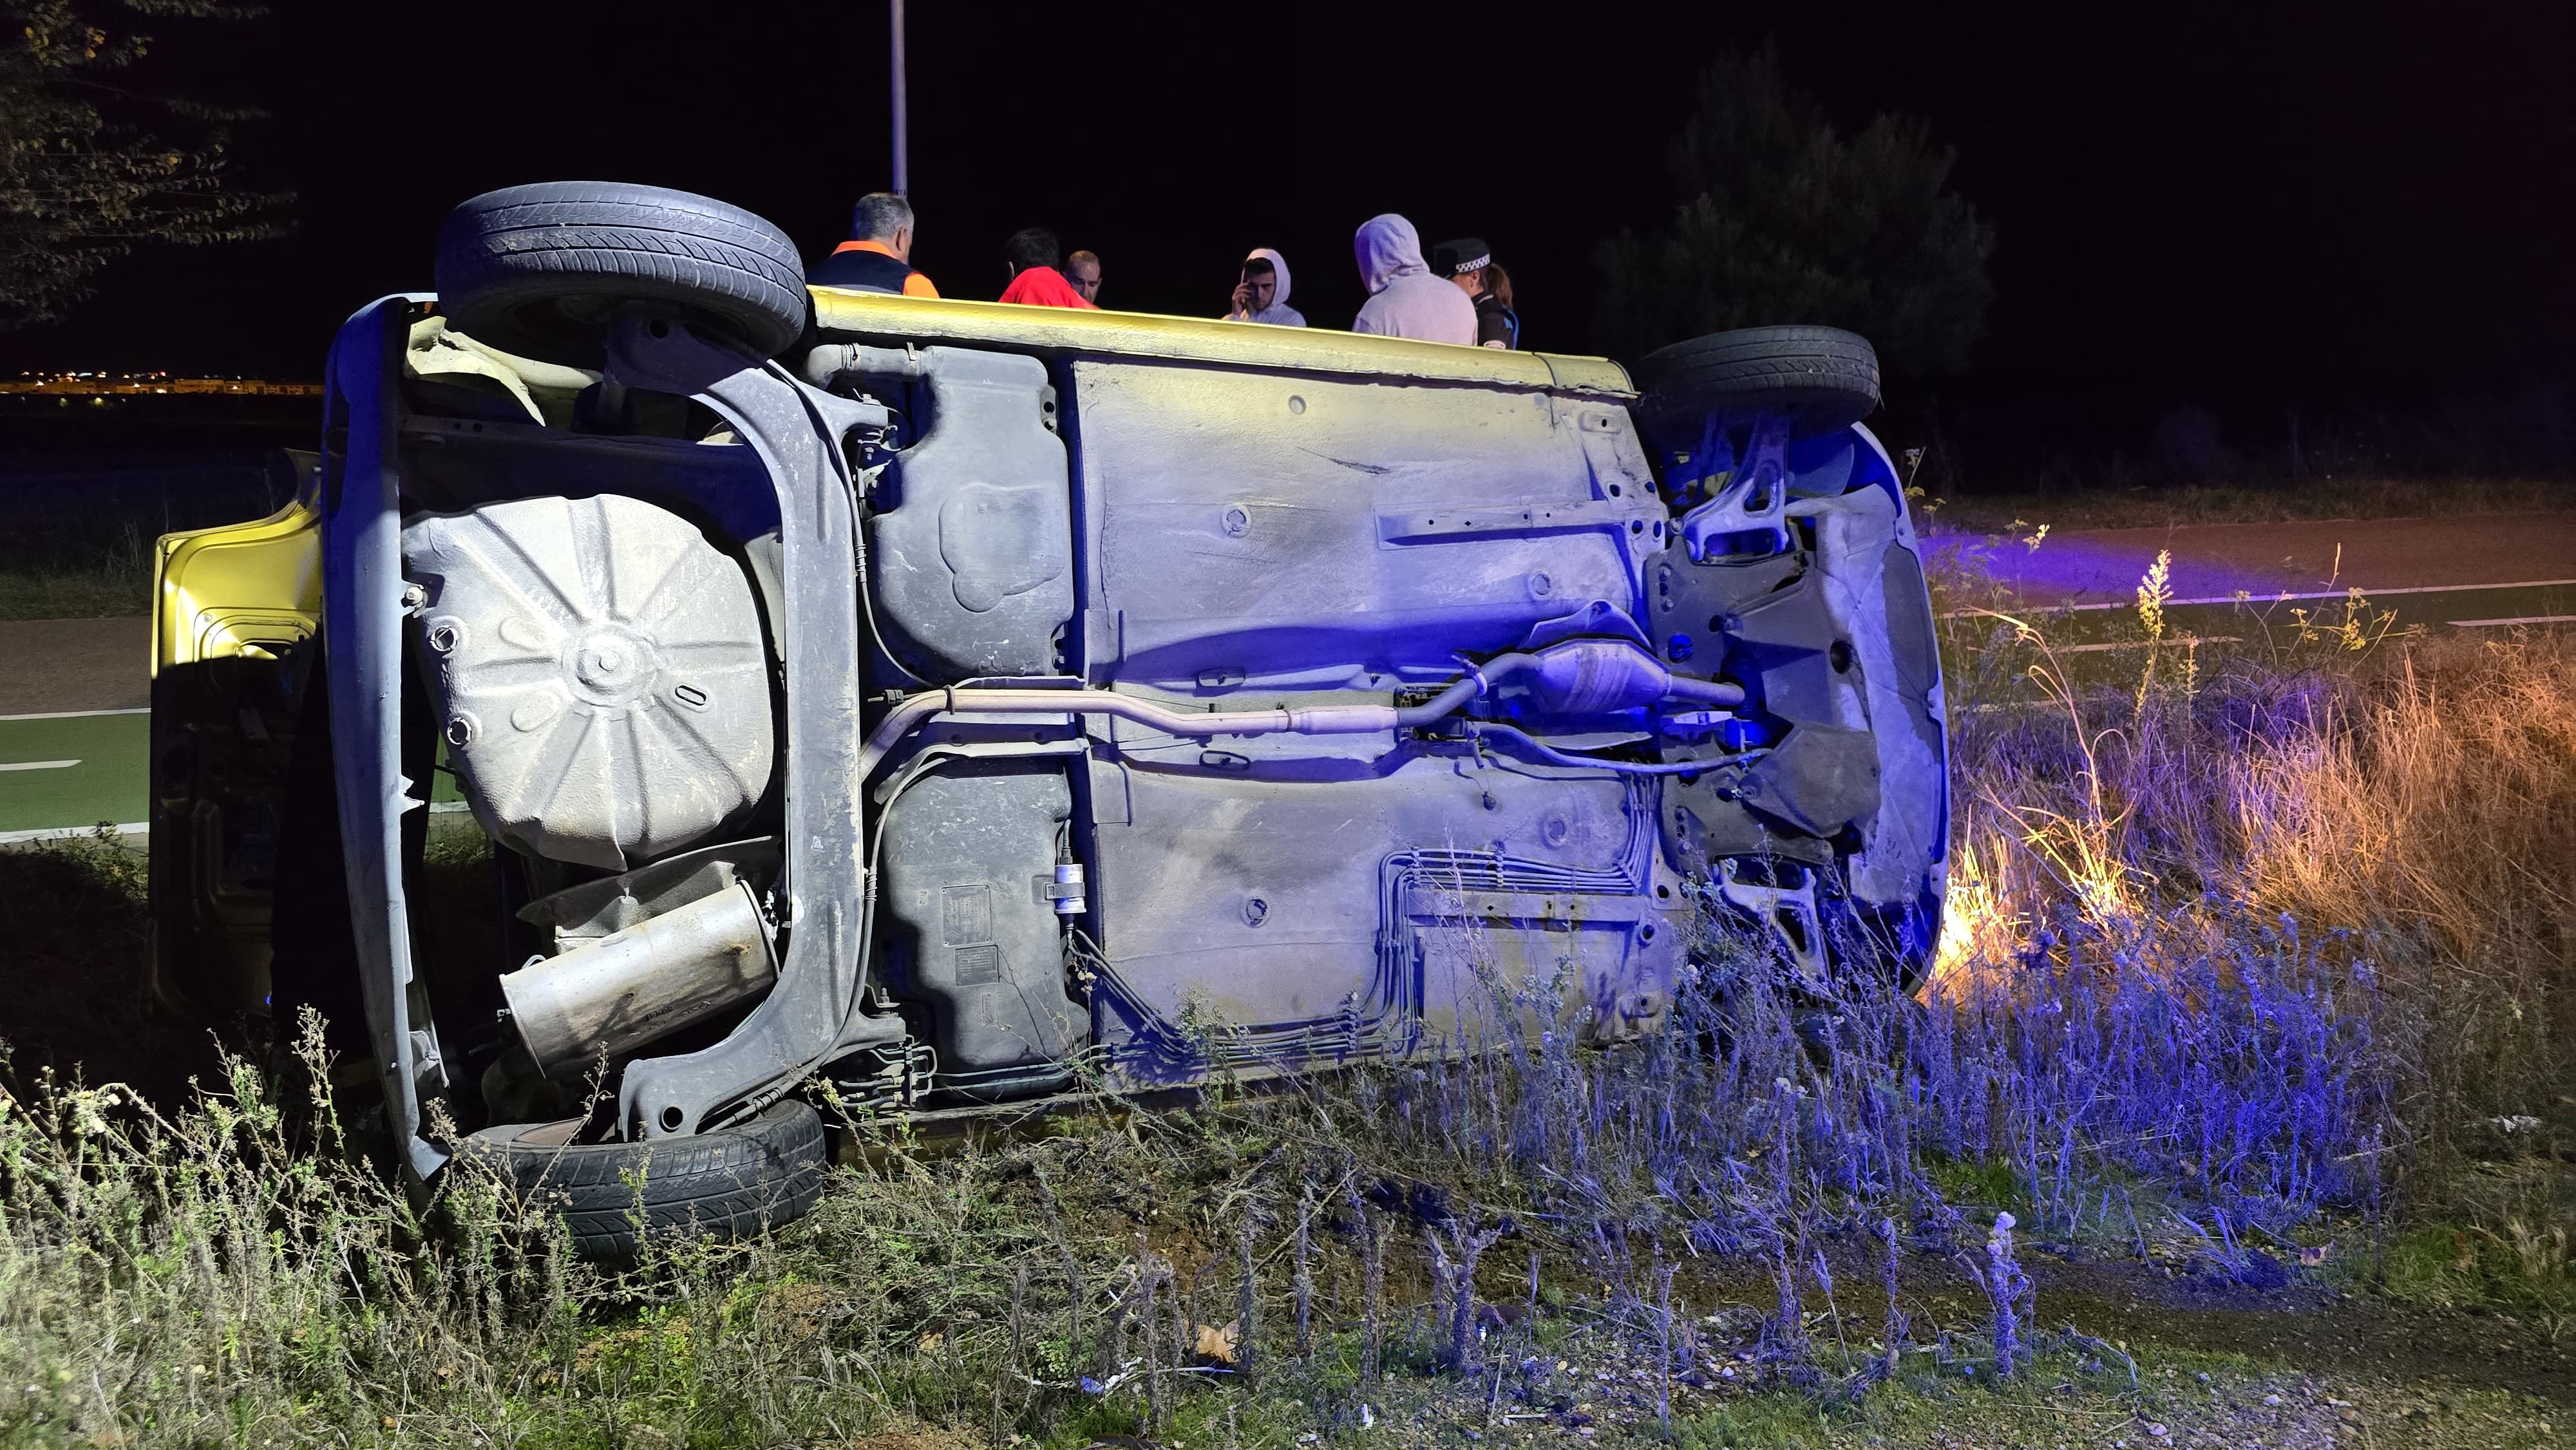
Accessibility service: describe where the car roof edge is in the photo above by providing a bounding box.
[808,288,1634,397]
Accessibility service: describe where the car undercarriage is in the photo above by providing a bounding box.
[149,184,1945,1253]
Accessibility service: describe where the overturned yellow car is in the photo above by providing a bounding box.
[152,183,1946,1255]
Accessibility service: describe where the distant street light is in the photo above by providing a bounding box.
[889,0,909,196]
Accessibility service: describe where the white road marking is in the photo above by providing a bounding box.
[2448,614,2576,628]
[2045,638,2242,655]
[0,759,79,771]
[0,706,148,721]
[0,706,149,722]
[1946,577,2576,617]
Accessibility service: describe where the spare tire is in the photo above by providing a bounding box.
[435,182,808,368]
[1631,325,1882,448]
[455,1098,828,1258]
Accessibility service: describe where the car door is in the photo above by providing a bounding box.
[147,451,322,1018]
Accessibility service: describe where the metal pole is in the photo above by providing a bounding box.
[889,0,909,196]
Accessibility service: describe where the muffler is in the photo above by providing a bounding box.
[500,881,777,1077]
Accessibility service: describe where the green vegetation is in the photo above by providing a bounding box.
[0,516,152,619]
[0,565,147,619]
[0,1020,2559,1449]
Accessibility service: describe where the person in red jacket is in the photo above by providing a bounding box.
[996,227,1097,308]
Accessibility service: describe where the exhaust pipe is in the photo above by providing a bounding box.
[500,883,777,1078]
[858,641,1748,778]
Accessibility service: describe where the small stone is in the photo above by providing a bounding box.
[2145,1424,2170,1438]
[2263,1394,2283,1406]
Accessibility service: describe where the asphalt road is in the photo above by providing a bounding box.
[4,513,2571,838]
[0,616,149,715]
[1956,511,2576,605]
[1931,510,2576,654]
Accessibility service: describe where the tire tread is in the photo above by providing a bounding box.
[456,1098,828,1259]
[1632,325,1882,444]
[433,182,808,364]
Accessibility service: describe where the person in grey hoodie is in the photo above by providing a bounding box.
[1349,213,1477,344]
[1221,248,1305,326]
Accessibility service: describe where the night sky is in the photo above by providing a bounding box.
[6,0,2568,475]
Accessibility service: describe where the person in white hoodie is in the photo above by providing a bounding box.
[1349,213,1477,344]
[1222,248,1305,326]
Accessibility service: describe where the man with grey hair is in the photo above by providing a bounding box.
[809,192,940,297]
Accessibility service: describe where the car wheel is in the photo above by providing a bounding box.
[455,1098,829,1259]
[434,181,808,368]
[1631,325,1882,449]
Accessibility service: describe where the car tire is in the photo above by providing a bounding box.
[434,182,808,368]
[1631,325,1882,447]
[455,1098,829,1259]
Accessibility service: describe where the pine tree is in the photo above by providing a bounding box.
[1592,44,1994,378]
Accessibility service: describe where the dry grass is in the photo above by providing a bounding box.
[1934,539,2575,1230]
[2226,639,2576,956]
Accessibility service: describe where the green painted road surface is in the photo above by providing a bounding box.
[0,706,469,842]
[0,710,149,835]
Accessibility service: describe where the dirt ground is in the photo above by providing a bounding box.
[2035,1256,2572,1405]
[0,615,150,715]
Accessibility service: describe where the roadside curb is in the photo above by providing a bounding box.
[0,821,147,846]
[0,800,471,847]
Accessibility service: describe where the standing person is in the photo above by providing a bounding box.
[1220,248,1305,326]
[997,227,1098,308]
[808,192,940,297]
[1432,237,1518,348]
[1481,261,1519,348]
[1066,249,1103,305]
[1350,214,1475,344]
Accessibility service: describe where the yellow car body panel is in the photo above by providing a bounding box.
[153,498,322,673]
